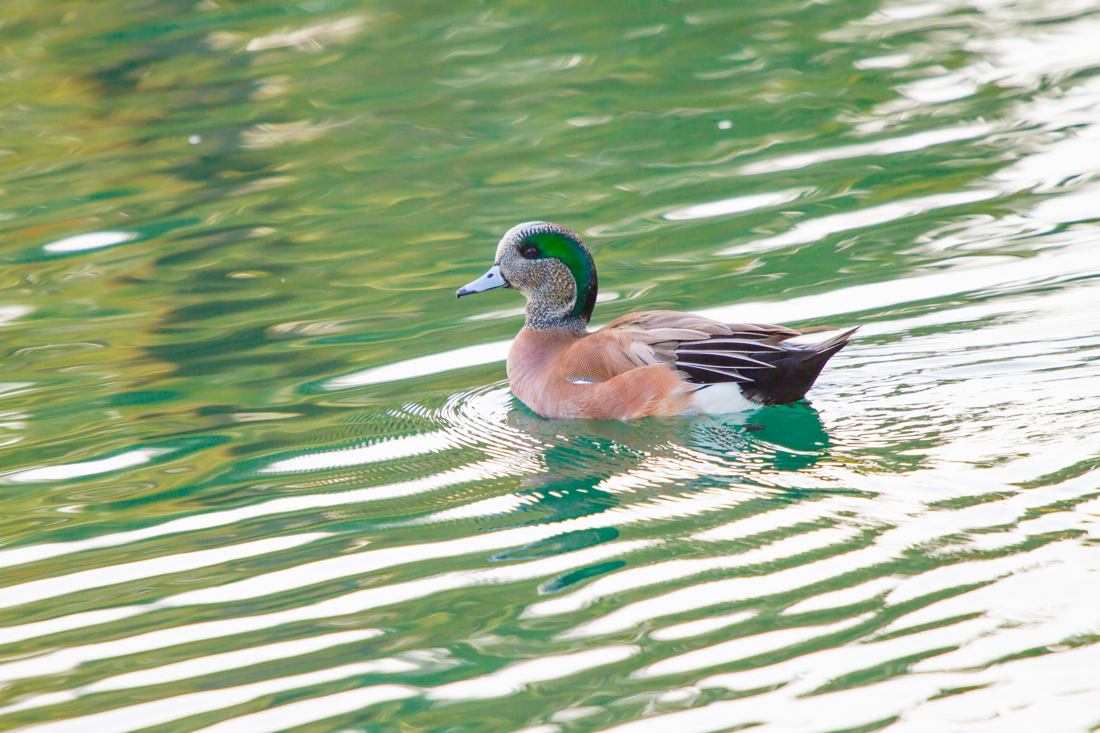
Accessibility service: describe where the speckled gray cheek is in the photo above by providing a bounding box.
[512,260,582,332]
[533,260,577,303]
[491,222,589,334]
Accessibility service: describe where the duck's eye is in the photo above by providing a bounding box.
[519,244,540,259]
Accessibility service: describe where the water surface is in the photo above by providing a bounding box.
[2,1,1100,732]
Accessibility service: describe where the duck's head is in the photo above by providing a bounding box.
[457,221,598,331]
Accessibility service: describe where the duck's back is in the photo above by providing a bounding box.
[506,311,855,418]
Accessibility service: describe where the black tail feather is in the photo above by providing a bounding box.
[740,327,858,405]
[676,327,858,405]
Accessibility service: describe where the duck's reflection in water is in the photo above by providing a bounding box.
[501,399,836,529]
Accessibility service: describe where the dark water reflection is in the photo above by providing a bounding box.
[3,0,1100,731]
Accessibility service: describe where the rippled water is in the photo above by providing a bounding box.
[3,1,1100,731]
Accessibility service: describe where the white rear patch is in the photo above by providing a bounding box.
[686,383,759,415]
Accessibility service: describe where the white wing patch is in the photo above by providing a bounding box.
[686,383,760,414]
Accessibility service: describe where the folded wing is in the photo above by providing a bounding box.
[559,310,855,405]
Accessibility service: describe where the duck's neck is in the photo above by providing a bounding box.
[524,301,588,335]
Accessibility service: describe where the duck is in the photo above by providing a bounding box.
[456,221,856,419]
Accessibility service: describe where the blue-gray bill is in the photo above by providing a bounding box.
[456,264,508,298]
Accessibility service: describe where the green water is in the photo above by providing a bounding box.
[2,0,1100,731]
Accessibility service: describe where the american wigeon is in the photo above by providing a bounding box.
[457,221,856,419]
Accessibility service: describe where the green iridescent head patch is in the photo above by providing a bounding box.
[516,224,598,322]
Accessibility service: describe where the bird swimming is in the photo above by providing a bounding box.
[457,221,855,419]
